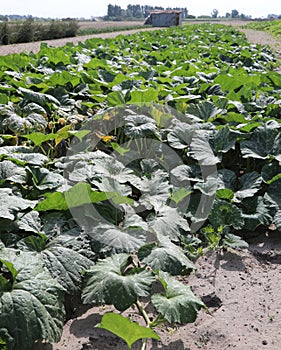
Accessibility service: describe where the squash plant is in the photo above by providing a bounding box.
[0,23,280,349]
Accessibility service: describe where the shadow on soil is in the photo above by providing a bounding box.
[68,313,190,350]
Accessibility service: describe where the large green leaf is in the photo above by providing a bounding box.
[19,87,60,106]
[133,170,171,211]
[194,175,218,196]
[27,166,64,191]
[240,125,281,160]
[35,183,133,211]
[2,114,32,135]
[217,169,237,190]
[170,164,202,185]
[241,197,271,231]
[17,211,42,234]
[47,71,81,88]
[129,88,158,103]
[187,101,223,121]
[148,206,190,240]
[208,199,244,230]
[208,126,238,157]
[16,223,93,294]
[97,313,160,349]
[0,160,26,184]
[42,236,93,294]
[234,172,262,201]
[0,250,65,350]
[22,132,58,147]
[0,188,36,220]
[91,177,132,197]
[151,271,205,324]
[22,103,47,116]
[90,213,147,254]
[70,156,137,185]
[167,122,198,149]
[261,162,281,184]
[222,234,249,249]
[124,114,158,138]
[0,146,31,156]
[4,152,48,166]
[190,133,220,166]
[82,254,154,311]
[138,234,194,275]
[266,179,281,208]
[25,113,48,132]
[107,91,125,107]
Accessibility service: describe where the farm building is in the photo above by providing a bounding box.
[144,10,182,27]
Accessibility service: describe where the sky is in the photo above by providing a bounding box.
[1,1,280,19]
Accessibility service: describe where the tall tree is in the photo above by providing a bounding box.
[211,9,219,18]
[107,4,114,17]
[231,9,239,18]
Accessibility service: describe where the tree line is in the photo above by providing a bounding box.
[106,4,189,20]
[106,4,258,21]
[210,9,251,19]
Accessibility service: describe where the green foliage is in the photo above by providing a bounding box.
[0,250,65,349]
[0,23,280,349]
[151,271,205,324]
[244,20,281,39]
[82,254,154,311]
[97,313,160,349]
[0,18,79,45]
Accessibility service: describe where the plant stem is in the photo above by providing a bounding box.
[136,300,150,326]
[136,300,151,350]
[149,314,165,327]
[141,340,147,350]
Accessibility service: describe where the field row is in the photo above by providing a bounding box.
[0,24,280,349]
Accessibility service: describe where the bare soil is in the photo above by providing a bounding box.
[2,21,280,350]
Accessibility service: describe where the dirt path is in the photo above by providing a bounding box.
[239,28,281,49]
[0,27,160,56]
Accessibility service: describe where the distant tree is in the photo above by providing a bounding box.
[231,9,239,18]
[16,16,35,43]
[144,5,153,17]
[107,4,191,20]
[0,15,8,22]
[107,4,122,19]
[107,4,115,17]
[211,9,219,18]
[126,4,132,17]
[225,12,231,18]
[0,22,9,44]
[114,5,122,17]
